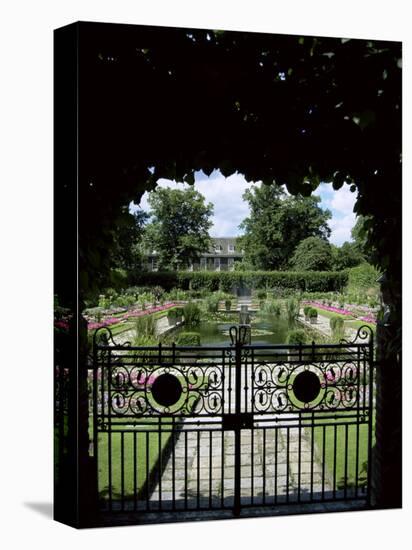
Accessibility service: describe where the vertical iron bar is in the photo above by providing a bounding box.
[286,426,290,502]
[298,413,302,502]
[366,339,374,505]
[209,430,213,508]
[92,343,99,498]
[344,423,349,499]
[121,432,125,510]
[172,418,176,510]
[274,427,278,504]
[220,428,225,508]
[233,339,242,516]
[133,431,137,511]
[184,431,188,510]
[310,412,314,501]
[355,346,361,498]
[322,425,326,500]
[158,417,162,510]
[262,428,266,505]
[107,350,112,511]
[251,427,254,504]
[333,424,337,499]
[197,430,200,509]
[145,431,149,510]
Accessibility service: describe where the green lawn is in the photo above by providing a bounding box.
[97,417,174,500]
[95,374,207,502]
[312,412,375,491]
[311,307,376,336]
[345,320,376,333]
[310,307,355,321]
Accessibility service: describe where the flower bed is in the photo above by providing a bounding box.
[87,303,178,331]
[303,301,376,324]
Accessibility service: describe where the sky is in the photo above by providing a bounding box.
[132,170,357,246]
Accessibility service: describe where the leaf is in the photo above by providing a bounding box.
[332,171,345,190]
[184,171,195,185]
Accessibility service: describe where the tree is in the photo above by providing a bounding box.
[290,237,333,271]
[239,185,331,269]
[351,215,374,263]
[145,187,213,270]
[111,208,149,272]
[331,241,365,270]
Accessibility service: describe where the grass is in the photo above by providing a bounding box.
[312,411,375,490]
[95,374,208,501]
[310,307,355,321]
[345,320,376,333]
[311,307,376,337]
[97,417,174,500]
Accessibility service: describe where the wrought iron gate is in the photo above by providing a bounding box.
[91,325,374,516]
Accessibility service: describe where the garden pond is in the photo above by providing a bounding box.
[174,314,296,346]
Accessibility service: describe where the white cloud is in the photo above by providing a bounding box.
[330,184,357,216]
[132,172,260,237]
[329,212,357,246]
[317,183,357,245]
[132,174,357,246]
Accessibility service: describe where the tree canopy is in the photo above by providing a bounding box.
[111,209,149,272]
[331,241,365,270]
[351,215,374,263]
[290,236,333,271]
[75,22,401,320]
[144,187,213,270]
[239,185,331,270]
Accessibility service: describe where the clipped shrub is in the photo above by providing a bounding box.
[130,270,349,293]
[183,302,201,326]
[176,331,201,346]
[287,329,307,345]
[308,307,318,323]
[167,307,184,325]
[330,315,345,340]
[303,305,312,320]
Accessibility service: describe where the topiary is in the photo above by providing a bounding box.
[308,307,318,323]
[287,329,307,345]
[303,305,312,319]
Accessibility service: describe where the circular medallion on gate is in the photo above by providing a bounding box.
[151,373,183,407]
[292,370,321,404]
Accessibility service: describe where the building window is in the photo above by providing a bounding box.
[200,257,207,269]
[214,257,220,270]
[228,244,235,252]
[214,244,222,253]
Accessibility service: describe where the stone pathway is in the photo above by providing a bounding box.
[150,362,332,509]
[298,310,359,342]
[150,417,331,509]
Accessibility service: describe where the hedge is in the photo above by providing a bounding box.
[130,270,348,293]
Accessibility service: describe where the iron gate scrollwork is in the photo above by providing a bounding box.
[91,325,374,516]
